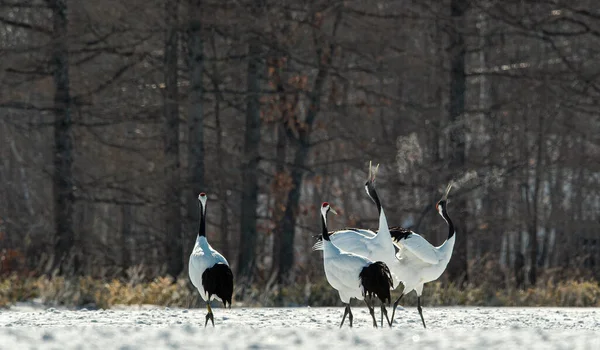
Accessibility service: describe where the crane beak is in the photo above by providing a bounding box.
[441,183,453,201]
[367,160,379,182]
[329,208,338,215]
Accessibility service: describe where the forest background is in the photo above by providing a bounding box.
[2,0,600,308]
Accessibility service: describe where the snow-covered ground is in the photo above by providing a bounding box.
[1,303,599,349]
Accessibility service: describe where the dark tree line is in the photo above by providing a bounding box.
[2,0,600,294]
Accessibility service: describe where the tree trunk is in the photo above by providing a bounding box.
[120,204,132,276]
[269,53,293,277]
[271,122,287,276]
[514,252,525,289]
[541,148,561,268]
[528,113,545,286]
[446,0,469,286]
[277,11,342,284]
[277,137,310,284]
[186,0,205,255]
[209,31,230,261]
[49,0,75,275]
[163,0,183,278]
[216,89,230,260]
[237,36,262,280]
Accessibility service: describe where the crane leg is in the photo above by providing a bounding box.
[205,302,214,327]
[381,303,392,328]
[364,298,378,328]
[340,304,353,328]
[349,305,354,327]
[417,296,426,329]
[389,293,404,325]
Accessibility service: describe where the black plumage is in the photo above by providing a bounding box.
[359,261,393,304]
[202,263,234,308]
[387,226,413,242]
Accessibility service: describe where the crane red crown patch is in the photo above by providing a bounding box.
[322,202,329,208]
[200,192,206,197]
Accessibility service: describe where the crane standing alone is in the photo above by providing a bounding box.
[188,192,234,327]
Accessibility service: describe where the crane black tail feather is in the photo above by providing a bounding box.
[359,261,393,304]
[202,263,234,308]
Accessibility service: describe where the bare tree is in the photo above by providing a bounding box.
[163,0,183,278]
[237,11,263,280]
[49,0,76,275]
[277,8,342,284]
[186,0,205,255]
[445,0,469,285]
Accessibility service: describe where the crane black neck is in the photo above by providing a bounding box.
[439,202,454,240]
[198,202,206,237]
[321,211,331,241]
[366,181,382,215]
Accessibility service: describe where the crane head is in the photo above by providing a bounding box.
[321,202,338,216]
[198,192,207,206]
[435,183,453,213]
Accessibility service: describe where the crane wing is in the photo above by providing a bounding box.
[331,228,376,238]
[330,229,375,251]
[396,232,439,264]
[312,228,375,252]
[211,250,229,266]
[324,252,370,292]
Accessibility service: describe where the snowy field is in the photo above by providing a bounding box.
[1,304,600,349]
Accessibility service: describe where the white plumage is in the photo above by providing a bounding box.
[318,202,393,328]
[188,192,233,327]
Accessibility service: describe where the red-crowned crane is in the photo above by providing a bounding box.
[188,193,234,327]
